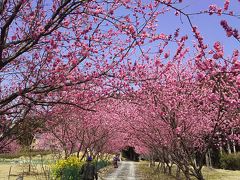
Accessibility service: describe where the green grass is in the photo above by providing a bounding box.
[202,166,240,180]
[0,152,58,179]
[137,161,240,180]
[136,162,176,180]
[0,149,52,159]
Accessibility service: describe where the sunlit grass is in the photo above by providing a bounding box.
[202,166,240,180]
[137,161,240,180]
[136,162,176,180]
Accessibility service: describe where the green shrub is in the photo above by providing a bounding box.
[93,159,110,170]
[52,156,84,180]
[220,153,240,170]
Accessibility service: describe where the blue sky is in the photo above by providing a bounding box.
[155,0,240,56]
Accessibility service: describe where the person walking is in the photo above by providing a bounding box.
[113,154,120,168]
[80,156,98,180]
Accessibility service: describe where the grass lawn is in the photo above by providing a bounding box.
[137,161,240,180]
[0,154,55,180]
[202,167,240,180]
[0,163,51,180]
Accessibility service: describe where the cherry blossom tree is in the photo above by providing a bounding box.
[120,43,239,179]
[36,101,129,159]
[0,0,164,148]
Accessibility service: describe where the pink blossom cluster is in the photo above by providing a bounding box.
[208,4,222,15]
[192,27,207,50]
[224,0,230,11]
[212,41,224,59]
[220,20,240,39]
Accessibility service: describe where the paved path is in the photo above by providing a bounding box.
[104,161,136,180]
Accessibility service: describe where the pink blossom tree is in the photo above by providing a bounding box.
[121,44,239,179]
[36,101,129,159]
[0,0,164,149]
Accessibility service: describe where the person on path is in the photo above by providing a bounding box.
[113,154,120,168]
[80,156,98,180]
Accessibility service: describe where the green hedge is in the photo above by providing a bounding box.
[220,153,240,170]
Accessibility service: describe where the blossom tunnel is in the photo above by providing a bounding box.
[121,146,140,161]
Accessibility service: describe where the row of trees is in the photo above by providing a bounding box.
[36,104,128,159]
[125,55,239,179]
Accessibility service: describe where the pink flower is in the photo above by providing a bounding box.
[224,0,230,11]
[236,75,240,87]
[12,35,17,41]
[164,52,170,59]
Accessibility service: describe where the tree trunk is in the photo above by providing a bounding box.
[64,149,68,159]
[156,162,161,172]
[205,151,209,167]
[28,148,32,173]
[176,166,181,180]
[209,151,212,167]
[205,150,212,167]
[163,163,167,174]
[80,149,87,161]
[227,141,232,154]
[149,155,154,167]
[167,165,172,175]
[231,129,236,154]
[195,169,205,180]
[233,141,236,154]
[220,146,223,155]
[184,168,191,180]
